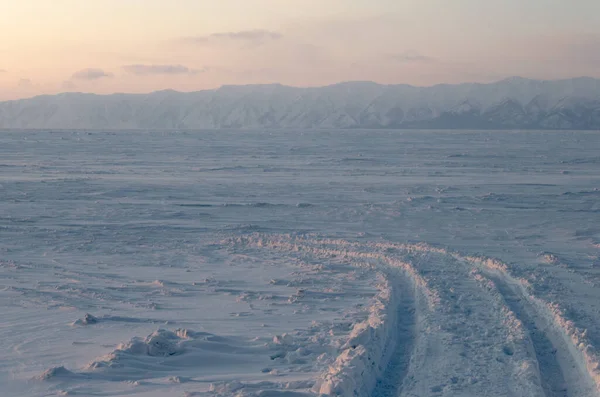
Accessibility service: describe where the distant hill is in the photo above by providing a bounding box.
[2,77,600,130]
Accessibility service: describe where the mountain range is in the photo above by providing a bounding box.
[2,77,600,130]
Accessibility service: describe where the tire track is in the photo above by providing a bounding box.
[371,273,416,397]
[230,234,599,397]
[480,269,598,397]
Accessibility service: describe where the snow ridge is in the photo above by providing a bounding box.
[232,235,437,396]
[313,276,397,396]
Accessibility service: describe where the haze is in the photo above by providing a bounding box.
[1,0,599,100]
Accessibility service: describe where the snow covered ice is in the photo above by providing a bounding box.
[1,129,600,397]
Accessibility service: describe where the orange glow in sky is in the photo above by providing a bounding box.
[1,0,599,100]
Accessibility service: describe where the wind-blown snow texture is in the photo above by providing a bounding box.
[1,130,600,397]
[2,77,600,129]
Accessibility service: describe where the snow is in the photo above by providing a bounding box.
[1,77,600,129]
[1,129,600,397]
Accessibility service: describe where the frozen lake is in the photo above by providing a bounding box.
[1,130,599,396]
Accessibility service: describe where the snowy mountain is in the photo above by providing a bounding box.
[2,77,600,129]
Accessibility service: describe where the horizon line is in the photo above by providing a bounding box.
[4,75,598,103]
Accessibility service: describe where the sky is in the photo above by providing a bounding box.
[1,0,599,100]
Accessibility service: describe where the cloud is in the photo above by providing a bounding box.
[0,69,6,73]
[18,78,32,88]
[122,64,204,76]
[179,29,282,46]
[71,68,113,80]
[388,50,435,63]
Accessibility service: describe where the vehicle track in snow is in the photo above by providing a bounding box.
[370,273,416,397]
[231,234,600,397]
[480,268,598,397]
[490,273,567,396]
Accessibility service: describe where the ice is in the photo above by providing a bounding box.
[1,129,600,396]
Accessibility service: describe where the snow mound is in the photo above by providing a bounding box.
[86,329,187,370]
[72,313,98,326]
[313,276,396,396]
[272,333,294,346]
[37,366,76,380]
[40,326,301,385]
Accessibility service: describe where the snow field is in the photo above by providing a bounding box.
[16,233,600,397]
[3,129,600,397]
[237,234,600,397]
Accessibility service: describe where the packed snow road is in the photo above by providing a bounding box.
[242,235,598,397]
[1,130,599,396]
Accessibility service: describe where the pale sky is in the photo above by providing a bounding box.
[1,0,599,100]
